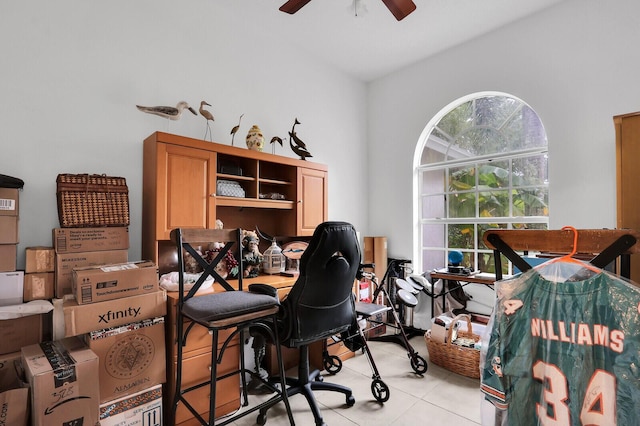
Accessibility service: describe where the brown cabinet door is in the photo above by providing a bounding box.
[157,143,217,240]
[615,112,640,282]
[297,167,328,235]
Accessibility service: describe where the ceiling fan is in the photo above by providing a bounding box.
[279,0,417,21]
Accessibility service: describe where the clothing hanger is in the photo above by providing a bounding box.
[534,226,602,281]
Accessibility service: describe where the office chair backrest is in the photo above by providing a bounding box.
[281,221,360,346]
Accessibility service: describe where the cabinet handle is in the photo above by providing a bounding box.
[298,200,302,204]
[210,193,216,197]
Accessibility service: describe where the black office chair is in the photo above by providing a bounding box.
[256,221,360,426]
[170,228,294,426]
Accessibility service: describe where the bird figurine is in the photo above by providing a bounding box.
[136,101,197,120]
[199,101,215,141]
[270,136,284,154]
[230,113,244,146]
[288,118,312,160]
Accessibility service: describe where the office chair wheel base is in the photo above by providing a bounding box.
[346,394,356,406]
[371,378,390,402]
[410,354,428,374]
[324,355,342,374]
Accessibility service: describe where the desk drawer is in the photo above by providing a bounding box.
[169,320,237,358]
[176,399,241,426]
[169,345,241,424]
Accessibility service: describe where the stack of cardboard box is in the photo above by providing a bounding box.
[0,179,167,425]
[24,246,55,301]
[0,187,22,305]
[0,187,50,407]
[51,227,167,425]
[53,226,130,298]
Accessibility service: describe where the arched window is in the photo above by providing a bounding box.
[413,92,549,275]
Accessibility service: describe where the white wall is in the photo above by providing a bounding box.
[368,0,640,265]
[0,1,369,268]
[5,1,639,271]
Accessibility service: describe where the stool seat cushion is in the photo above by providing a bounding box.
[183,291,279,323]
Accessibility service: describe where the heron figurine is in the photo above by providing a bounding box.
[270,136,284,155]
[136,101,197,120]
[199,101,215,141]
[230,113,244,146]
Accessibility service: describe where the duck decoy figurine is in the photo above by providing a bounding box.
[199,101,215,141]
[230,113,244,146]
[288,118,312,160]
[136,101,197,120]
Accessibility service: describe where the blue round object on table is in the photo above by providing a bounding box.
[448,250,464,265]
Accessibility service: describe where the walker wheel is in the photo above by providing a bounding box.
[410,354,428,374]
[257,412,267,425]
[371,378,390,402]
[323,355,342,374]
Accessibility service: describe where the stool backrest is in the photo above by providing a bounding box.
[170,228,243,303]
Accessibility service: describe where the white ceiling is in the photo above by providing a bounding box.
[226,0,565,82]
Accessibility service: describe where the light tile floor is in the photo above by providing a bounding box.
[229,334,483,426]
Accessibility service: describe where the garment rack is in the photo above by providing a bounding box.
[484,228,640,281]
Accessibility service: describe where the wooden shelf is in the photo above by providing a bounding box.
[259,177,292,185]
[215,196,294,209]
[217,173,254,181]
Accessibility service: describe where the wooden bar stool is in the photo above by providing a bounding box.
[170,228,294,425]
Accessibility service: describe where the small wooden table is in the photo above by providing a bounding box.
[428,270,496,318]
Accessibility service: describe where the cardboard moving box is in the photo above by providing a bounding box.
[22,337,100,426]
[87,317,166,403]
[0,188,19,216]
[0,312,46,355]
[24,272,55,301]
[0,351,21,392]
[62,290,167,337]
[72,261,158,305]
[0,387,28,426]
[99,384,162,426]
[363,236,388,281]
[55,249,128,297]
[53,226,129,254]
[0,271,24,307]
[0,271,24,306]
[0,244,17,272]
[0,216,18,244]
[25,246,55,273]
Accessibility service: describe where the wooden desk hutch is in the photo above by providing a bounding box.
[141,131,329,424]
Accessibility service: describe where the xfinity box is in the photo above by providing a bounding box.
[62,289,167,337]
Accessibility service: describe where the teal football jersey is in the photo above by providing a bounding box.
[480,268,640,425]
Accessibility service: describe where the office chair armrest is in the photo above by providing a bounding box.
[248,283,278,299]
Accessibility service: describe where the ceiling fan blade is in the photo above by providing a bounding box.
[279,0,313,14]
[381,0,417,21]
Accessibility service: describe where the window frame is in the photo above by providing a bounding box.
[412,92,549,274]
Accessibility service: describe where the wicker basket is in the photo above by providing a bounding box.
[425,314,481,379]
[56,173,130,227]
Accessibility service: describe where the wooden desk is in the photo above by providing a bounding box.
[429,270,496,318]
